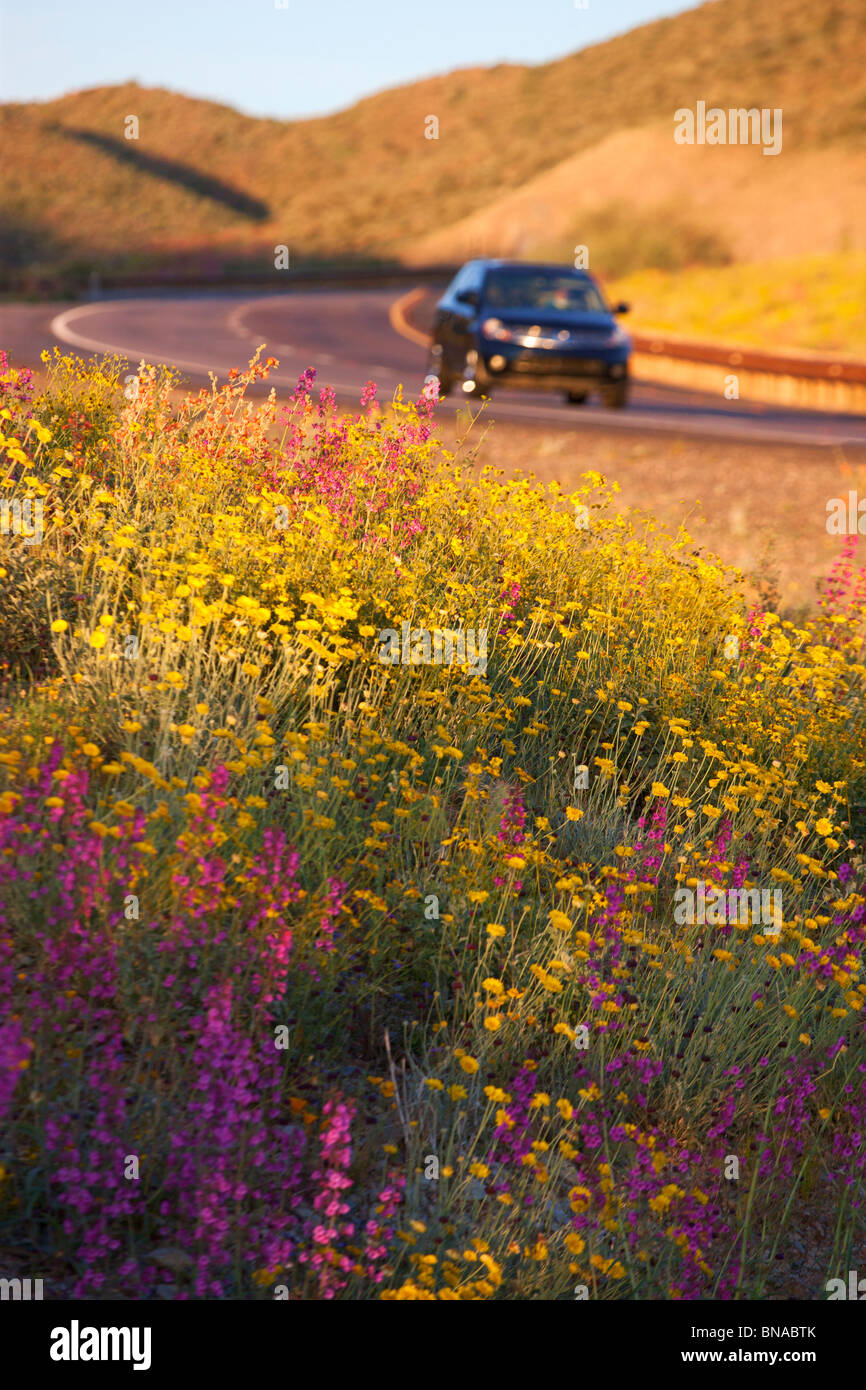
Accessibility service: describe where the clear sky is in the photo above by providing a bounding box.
[0,0,700,120]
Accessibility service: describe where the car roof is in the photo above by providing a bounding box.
[469,259,593,277]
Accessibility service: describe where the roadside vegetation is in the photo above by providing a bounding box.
[1,349,864,1299]
[607,253,866,357]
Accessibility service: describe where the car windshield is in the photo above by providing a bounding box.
[482,270,607,315]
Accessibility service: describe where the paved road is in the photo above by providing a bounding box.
[3,288,866,447]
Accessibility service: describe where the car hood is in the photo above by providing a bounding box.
[480,309,616,332]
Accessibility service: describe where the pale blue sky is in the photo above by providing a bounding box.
[0,0,699,120]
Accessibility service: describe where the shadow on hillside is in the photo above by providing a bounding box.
[56,126,271,222]
[0,212,84,295]
[0,211,70,269]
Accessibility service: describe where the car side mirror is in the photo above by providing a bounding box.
[455,289,480,308]
[613,301,630,315]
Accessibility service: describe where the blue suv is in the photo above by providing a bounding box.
[426,259,631,408]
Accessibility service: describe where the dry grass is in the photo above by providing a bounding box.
[411,130,866,273]
[607,255,866,357]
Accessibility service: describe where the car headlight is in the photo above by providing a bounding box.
[601,326,628,347]
[481,317,515,342]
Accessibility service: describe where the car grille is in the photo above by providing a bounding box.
[494,325,610,348]
[511,355,604,374]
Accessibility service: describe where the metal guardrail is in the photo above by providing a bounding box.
[631,332,866,387]
[0,262,459,301]
[85,264,458,294]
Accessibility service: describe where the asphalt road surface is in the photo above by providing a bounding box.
[3,287,866,447]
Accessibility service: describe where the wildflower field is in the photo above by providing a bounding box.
[0,347,865,1302]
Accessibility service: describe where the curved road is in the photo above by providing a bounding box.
[3,287,866,447]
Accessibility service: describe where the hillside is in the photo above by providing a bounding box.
[408,128,866,271]
[2,0,866,291]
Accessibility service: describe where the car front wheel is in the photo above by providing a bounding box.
[603,379,629,409]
